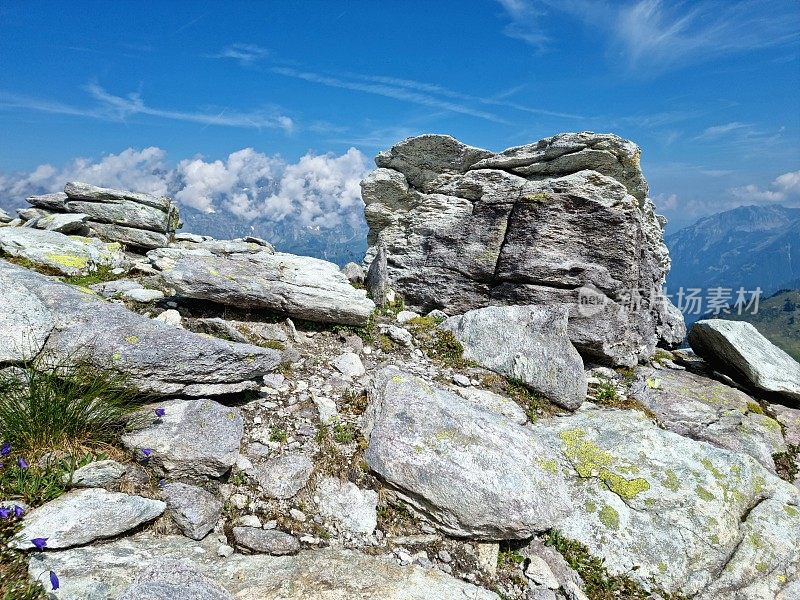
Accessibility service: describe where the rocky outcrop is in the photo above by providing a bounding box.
[689,319,800,404]
[24,182,181,250]
[160,483,223,540]
[29,534,499,599]
[361,132,686,366]
[0,227,127,275]
[441,305,587,409]
[149,243,374,326]
[0,259,280,396]
[364,367,574,538]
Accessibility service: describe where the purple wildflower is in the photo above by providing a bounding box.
[49,571,60,590]
[14,505,24,517]
[0,507,10,519]
[155,407,166,418]
[31,537,48,550]
[141,448,152,457]
[1,442,10,456]
[17,457,28,469]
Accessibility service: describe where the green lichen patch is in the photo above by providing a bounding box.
[124,335,140,345]
[784,505,799,517]
[700,458,725,481]
[601,470,650,499]
[598,504,620,529]
[695,485,715,501]
[662,469,681,492]
[538,458,558,474]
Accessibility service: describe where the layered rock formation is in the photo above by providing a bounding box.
[361,132,686,366]
[22,181,180,250]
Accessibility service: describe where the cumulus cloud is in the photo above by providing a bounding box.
[0,146,371,227]
[731,170,800,205]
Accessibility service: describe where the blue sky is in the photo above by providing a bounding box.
[0,0,799,231]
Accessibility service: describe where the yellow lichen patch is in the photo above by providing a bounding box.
[111,352,122,361]
[755,562,768,573]
[391,375,405,383]
[598,504,619,529]
[746,401,764,415]
[599,469,650,499]
[750,533,764,548]
[658,562,667,573]
[784,505,799,517]
[538,458,558,474]
[525,192,551,202]
[46,253,89,269]
[700,458,725,480]
[208,267,221,276]
[585,500,597,513]
[125,335,140,345]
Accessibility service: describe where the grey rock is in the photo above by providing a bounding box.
[174,232,205,243]
[150,247,375,326]
[33,212,89,234]
[89,279,143,297]
[441,305,587,410]
[232,527,300,555]
[18,207,50,222]
[365,243,389,306]
[16,488,164,549]
[65,460,127,488]
[123,400,243,480]
[386,324,413,345]
[364,367,573,538]
[688,319,800,404]
[65,199,173,232]
[341,261,365,284]
[631,368,787,472]
[122,288,165,303]
[26,192,69,211]
[64,181,174,211]
[316,476,378,534]
[0,259,280,397]
[29,533,499,599]
[0,227,126,275]
[0,268,52,362]
[332,351,365,378]
[0,207,11,223]
[155,309,182,327]
[87,221,171,250]
[161,482,222,540]
[455,387,528,424]
[772,404,800,446]
[253,453,313,499]
[362,133,685,366]
[531,406,800,599]
[191,317,250,343]
[119,560,233,600]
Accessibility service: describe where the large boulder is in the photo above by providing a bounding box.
[631,368,787,473]
[364,367,574,538]
[532,406,800,599]
[0,227,126,275]
[440,305,587,409]
[688,319,800,404]
[16,488,165,550]
[122,400,244,480]
[29,534,499,600]
[149,245,374,326]
[0,259,280,397]
[361,132,686,366]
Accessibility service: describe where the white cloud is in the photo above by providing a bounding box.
[730,170,800,204]
[209,43,270,65]
[0,146,371,227]
[695,122,751,140]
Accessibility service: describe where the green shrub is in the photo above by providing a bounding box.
[332,421,356,444]
[0,356,141,456]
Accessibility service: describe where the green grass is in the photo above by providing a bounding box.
[62,264,120,287]
[269,426,288,443]
[0,514,46,600]
[0,356,142,456]
[332,421,357,444]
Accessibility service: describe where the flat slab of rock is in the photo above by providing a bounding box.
[441,305,587,409]
[362,133,686,366]
[531,406,800,599]
[631,368,787,472]
[232,527,300,555]
[119,560,233,600]
[0,227,126,275]
[29,534,498,599]
[0,260,280,397]
[123,400,243,480]
[688,319,800,404]
[149,246,374,326]
[252,453,313,499]
[65,459,127,488]
[316,476,378,534]
[161,482,222,540]
[364,367,573,538]
[16,488,164,549]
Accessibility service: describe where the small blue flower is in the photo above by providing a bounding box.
[0,507,10,519]
[31,537,48,550]
[155,407,166,418]
[49,571,60,590]
[1,442,10,456]
[17,457,28,469]
[141,448,152,457]
[14,505,24,517]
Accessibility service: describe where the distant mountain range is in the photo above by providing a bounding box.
[666,204,800,300]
